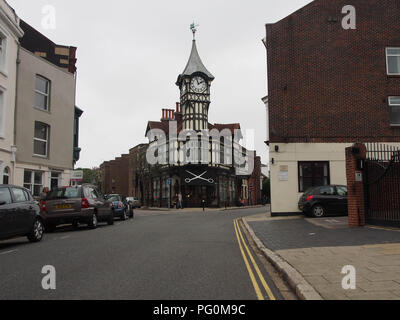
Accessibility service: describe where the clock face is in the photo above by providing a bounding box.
[190,76,207,93]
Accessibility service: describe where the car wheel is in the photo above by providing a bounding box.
[312,204,326,218]
[88,212,98,229]
[27,219,44,242]
[107,213,114,225]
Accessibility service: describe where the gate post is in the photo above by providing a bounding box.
[345,143,367,227]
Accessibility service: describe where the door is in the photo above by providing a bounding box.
[317,186,340,214]
[10,187,33,234]
[0,187,16,238]
[90,187,109,218]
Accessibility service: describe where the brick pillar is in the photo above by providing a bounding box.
[345,143,367,227]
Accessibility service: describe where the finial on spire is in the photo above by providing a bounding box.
[190,22,199,40]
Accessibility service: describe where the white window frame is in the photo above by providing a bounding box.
[386,47,400,76]
[33,122,49,157]
[389,96,400,126]
[0,27,8,75]
[35,75,50,111]
[24,170,43,197]
[0,87,6,138]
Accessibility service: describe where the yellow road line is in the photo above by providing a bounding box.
[234,219,264,300]
[235,219,276,301]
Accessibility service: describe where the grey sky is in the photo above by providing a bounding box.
[8,0,312,168]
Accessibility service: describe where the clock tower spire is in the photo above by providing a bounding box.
[176,24,214,132]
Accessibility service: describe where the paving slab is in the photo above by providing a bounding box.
[245,216,400,300]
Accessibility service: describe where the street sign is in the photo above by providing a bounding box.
[71,170,83,182]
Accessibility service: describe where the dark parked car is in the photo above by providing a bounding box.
[43,184,114,231]
[298,185,348,218]
[106,194,132,220]
[0,185,44,243]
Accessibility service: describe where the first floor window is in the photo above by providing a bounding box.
[34,122,49,157]
[298,161,330,193]
[3,167,9,184]
[24,170,43,197]
[386,48,400,75]
[389,97,400,126]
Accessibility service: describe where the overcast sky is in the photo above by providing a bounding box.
[8,0,312,168]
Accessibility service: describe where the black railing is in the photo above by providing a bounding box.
[364,142,400,227]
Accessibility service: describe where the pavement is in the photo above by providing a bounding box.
[0,206,282,300]
[244,213,400,300]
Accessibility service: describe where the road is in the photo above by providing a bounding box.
[0,207,283,300]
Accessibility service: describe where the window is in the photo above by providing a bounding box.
[34,122,49,157]
[386,48,400,75]
[0,89,5,137]
[298,162,330,193]
[389,97,400,126]
[24,170,43,197]
[35,75,50,111]
[0,32,7,72]
[318,186,335,196]
[11,188,28,203]
[3,167,9,184]
[0,187,12,205]
[336,186,348,196]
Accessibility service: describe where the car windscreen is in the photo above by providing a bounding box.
[47,187,81,200]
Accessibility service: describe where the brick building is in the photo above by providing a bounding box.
[264,0,400,215]
[100,31,262,208]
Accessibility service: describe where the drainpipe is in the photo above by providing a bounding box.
[12,44,21,185]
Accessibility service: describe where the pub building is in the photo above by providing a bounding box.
[143,27,262,208]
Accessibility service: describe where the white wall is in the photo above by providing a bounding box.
[269,142,400,214]
[0,0,23,184]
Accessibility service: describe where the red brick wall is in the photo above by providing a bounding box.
[266,0,400,143]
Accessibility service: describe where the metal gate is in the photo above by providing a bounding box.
[364,143,400,227]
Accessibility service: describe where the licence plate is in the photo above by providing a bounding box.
[56,204,72,210]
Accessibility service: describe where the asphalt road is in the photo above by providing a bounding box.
[0,207,282,300]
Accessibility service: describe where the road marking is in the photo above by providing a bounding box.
[233,219,264,300]
[235,219,276,301]
[60,236,70,240]
[0,249,18,256]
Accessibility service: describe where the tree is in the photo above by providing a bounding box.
[76,168,101,189]
[262,177,270,203]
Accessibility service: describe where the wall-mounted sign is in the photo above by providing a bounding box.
[181,168,216,186]
[278,166,289,181]
[71,170,83,182]
[355,172,363,182]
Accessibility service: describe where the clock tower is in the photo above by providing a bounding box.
[176,25,214,132]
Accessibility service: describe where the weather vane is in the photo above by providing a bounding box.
[190,22,199,39]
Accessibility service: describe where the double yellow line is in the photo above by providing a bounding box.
[234,219,276,301]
